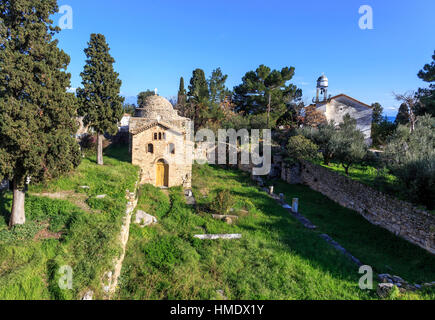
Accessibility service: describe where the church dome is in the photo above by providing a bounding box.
[143,95,173,111]
[135,95,177,119]
[317,74,328,88]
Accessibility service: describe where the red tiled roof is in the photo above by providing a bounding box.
[307,94,373,109]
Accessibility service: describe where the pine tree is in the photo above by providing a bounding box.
[0,0,81,226]
[418,50,435,83]
[416,50,435,117]
[77,34,124,165]
[233,65,302,128]
[137,90,155,108]
[208,68,230,104]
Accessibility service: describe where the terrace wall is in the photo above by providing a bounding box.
[281,161,435,255]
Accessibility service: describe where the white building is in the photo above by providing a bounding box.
[119,114,131,132]
[307,75,373,144]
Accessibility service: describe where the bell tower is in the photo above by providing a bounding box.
[315,74,329,103]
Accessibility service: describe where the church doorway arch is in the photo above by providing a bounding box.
[156,159,169,187]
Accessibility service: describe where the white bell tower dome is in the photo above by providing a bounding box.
[316,74,329,102]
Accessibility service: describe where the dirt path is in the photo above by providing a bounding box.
[104,189,138,299]
[104,179,140,300]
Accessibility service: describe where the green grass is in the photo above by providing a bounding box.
[315,161,434,214]
[272,180,435,294]
[317,161,413,203]
[118,164,395,300]
[0,145,138,300]
[319,162,397,187]
[2,154,432,300]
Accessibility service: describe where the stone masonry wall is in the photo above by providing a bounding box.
[132,125,192,188]
[281,160,435,255]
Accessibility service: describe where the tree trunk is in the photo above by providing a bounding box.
[97,133,104,165]
[266,92,271,129]
[409,110,416,133]
[323,154,331,166]
[9,180,25,227]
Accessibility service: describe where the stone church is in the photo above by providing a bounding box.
[129,95,193,188]
[308,74,373,144]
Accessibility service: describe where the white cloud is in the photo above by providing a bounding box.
[67,87,77,93]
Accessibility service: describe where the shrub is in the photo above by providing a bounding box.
[0,222,44,243]
[250,113,276,130]
[25,196,83,232]
[143,235,184,272]
[210,190,235,215]
[303,105,327,127]
[287,135,320,163]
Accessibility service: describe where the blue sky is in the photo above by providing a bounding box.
[54,0,435,117]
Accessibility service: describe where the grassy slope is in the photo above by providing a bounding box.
[0,145,138,300]
[313,160,434,214]
[272,180,435,299]
[316,162,417,206]
[118,164,382,300]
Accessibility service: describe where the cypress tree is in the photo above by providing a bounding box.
[188,69,209,103]
[177,77,186,105]
[371,102,383,124]
[0,0,81,226]
[77,34,124,165]
[186,69,210,130]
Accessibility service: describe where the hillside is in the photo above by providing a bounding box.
[0,146,138,299]
[1,156,433,300]
[117,164,435,300]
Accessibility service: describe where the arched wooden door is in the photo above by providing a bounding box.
[156,159,169,187]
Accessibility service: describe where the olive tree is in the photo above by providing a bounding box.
[383,115,435,209]
[331,115,367,175]
[299,122,336,165]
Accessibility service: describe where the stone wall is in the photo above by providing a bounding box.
[281,163,301,184]
[131,124,192,188]
[315,95,373,143]
[281,161,435,255]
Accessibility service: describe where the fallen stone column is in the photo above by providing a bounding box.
[194,234,242,240]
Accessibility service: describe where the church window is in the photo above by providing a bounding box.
[169,143,175,154]
[148,143,154,153]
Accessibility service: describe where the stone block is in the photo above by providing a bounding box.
[135,210,157,227]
